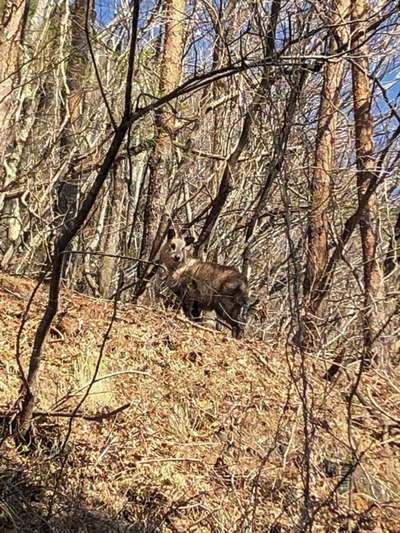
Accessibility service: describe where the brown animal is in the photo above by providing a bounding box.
[159,228,249,338]
[157,228,196,316]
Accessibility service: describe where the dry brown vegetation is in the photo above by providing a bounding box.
[1,272,399,532]
[1,1,400,530]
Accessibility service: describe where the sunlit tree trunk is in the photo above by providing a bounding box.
[351,0,388,366]
[134,0,187,299]
[98,173,125,298]
[0,0,28,180]
[301,0,350,349]
[0,1,29,270]
[57,0,94,233]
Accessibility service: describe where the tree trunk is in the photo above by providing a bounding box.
[300,0,350,349]
[57,0,93,233]
[98,172,125,298]
[351,0,389,366]
[0,0,28,178]
[134,0,187,300]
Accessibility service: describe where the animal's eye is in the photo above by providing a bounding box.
[171,243,176,251]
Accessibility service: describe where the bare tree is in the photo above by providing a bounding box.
[301,0,350,349]
[197,0,283,259]
[57,0,95,233]
[134,0,187,300]
[0,0,29,184]
[16,0,142,440]
[350,0,389,366]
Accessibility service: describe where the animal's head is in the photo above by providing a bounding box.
[160,228,195,272]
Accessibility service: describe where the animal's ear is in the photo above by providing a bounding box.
[184,234,195,246]
[167,228,176,240]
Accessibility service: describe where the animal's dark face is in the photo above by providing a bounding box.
[166,228,194,266]
[169,238,186,265]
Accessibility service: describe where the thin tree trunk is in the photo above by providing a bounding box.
[351,0,388,366]
[300,0,350,349]
[57,0,93,233]
[98,172,125,298]
[0,1,29,271]
[0,0,29,180]
[134,0,187,300]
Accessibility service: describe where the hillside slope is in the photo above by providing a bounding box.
[0,272,399,532]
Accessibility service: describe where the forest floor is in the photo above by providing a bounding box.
[0,271,399,532]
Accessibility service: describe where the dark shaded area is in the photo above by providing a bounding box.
[0,456,176,533]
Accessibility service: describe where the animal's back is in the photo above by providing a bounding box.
[173,259,249,308]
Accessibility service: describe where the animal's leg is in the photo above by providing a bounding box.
[216,303,244,339]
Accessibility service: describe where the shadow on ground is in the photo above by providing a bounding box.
[0,456,172,533]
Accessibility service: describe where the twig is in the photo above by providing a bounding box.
[33,403,132,421]
[51,369,154,411]
[15,271,48,393]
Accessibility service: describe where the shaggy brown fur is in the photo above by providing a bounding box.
[171,258,249,338]
[158,229,249,338]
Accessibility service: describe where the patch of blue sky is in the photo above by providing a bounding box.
[381,65,400,102]
[95,0,158,28]
[95,0,121,26]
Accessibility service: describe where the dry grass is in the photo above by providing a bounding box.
[0,271,399,532]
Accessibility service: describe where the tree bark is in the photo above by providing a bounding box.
[300,0,350,349]
[351,0,389,366]
[57,0,94,233]
[0,0,29,175]
[134,0,187,300]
